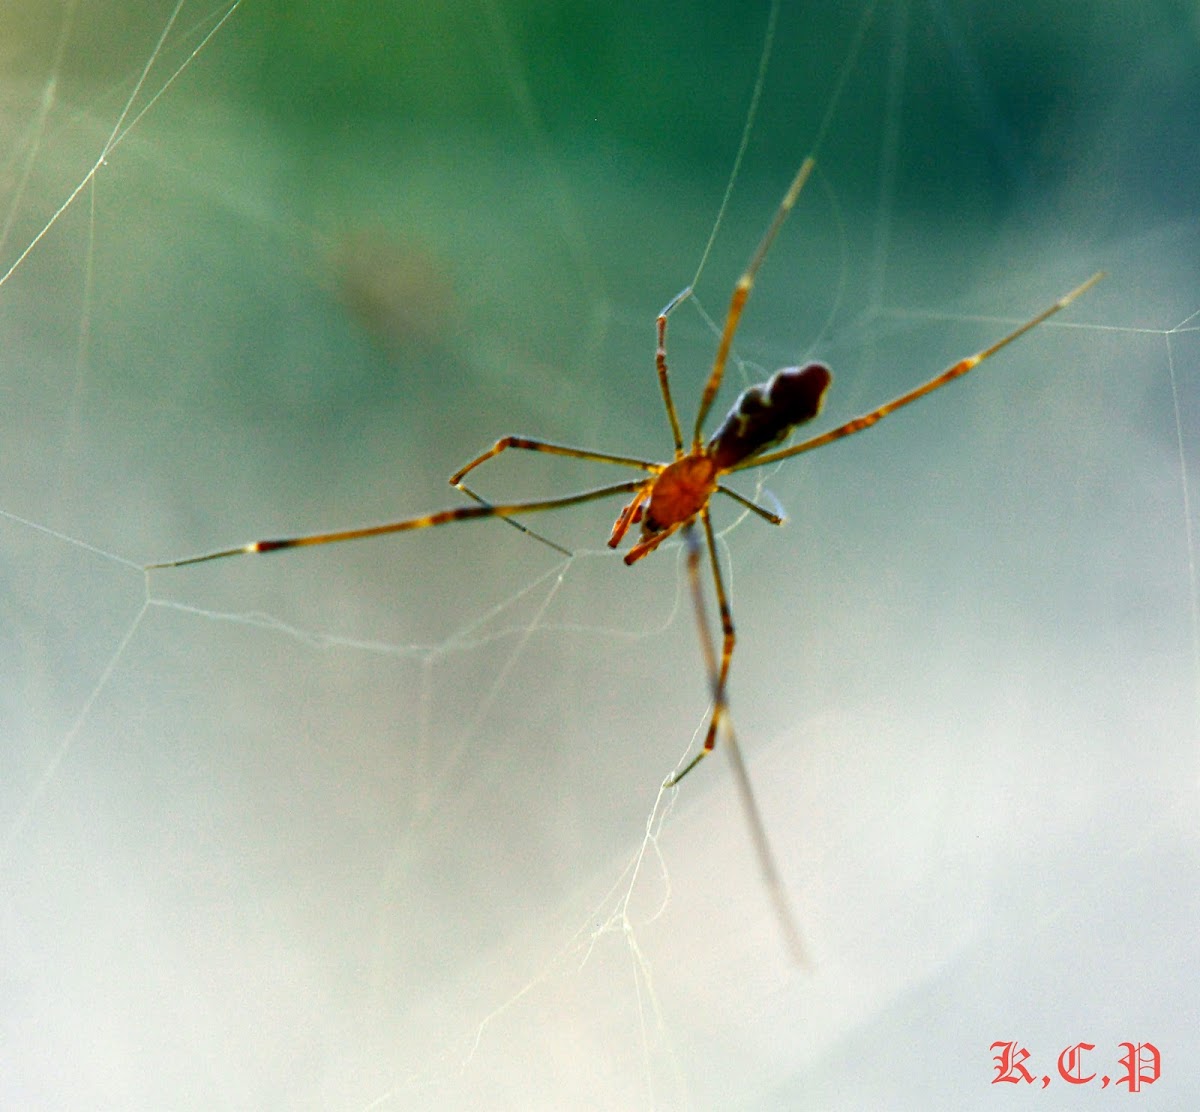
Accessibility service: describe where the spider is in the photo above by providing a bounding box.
[149,158,1101,960]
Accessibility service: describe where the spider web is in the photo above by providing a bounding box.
[2,1,1198,1107]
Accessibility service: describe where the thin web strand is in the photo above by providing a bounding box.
[1,605,149,866]
[0,0,77,257]
[685,0,780,288]
[0,1,242,293]
[1164,331,1200,752]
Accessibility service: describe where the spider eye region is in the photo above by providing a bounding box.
[708,362,831,470]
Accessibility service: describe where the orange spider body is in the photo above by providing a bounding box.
[610,455,718,566]
[646,455,719,532]
[612,362,833,565]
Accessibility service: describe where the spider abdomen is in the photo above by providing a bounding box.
[708,363,831,471]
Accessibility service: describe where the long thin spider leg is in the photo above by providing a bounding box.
[670,519,807,964]
[454,481,572,557]
[666,508,734,784]
[656,288,692,458]
[691,158,816,448]
[669,523,719,783]
[731,271,1106,473]
[721,716,808,966]
[448,436,660,488]
[145,480,646,569]
[716,485,783,525]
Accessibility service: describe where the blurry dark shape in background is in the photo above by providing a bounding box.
[328,229,456,359]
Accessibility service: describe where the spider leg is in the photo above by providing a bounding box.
[622,517,685,565]
[656,288,692,458]
[448,436,659,487]
[731,271,1106,473]
[690,158,815,448]
[607,484,652,549]
[447,437,660,558]
[454,481,573,557]
[720,713,808,966]
[145,480,645,569]
[666,509,734,784]
[716,484,784,525]
[670,516,807,964]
